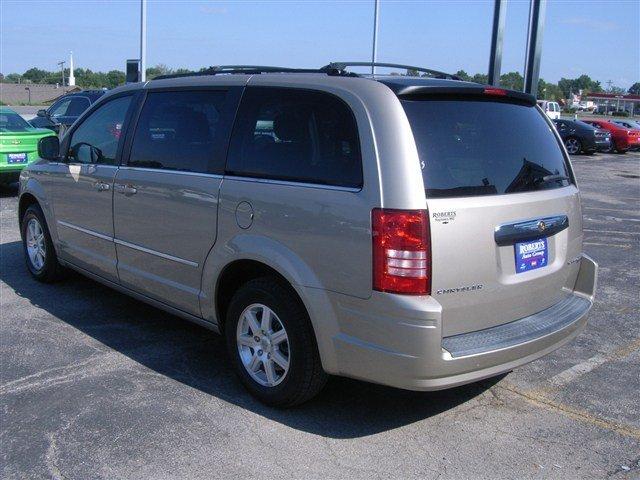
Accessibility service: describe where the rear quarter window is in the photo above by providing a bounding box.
[401,98,571,198]
[226,87,362,188]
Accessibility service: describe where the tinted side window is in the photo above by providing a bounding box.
[67,95,132,165]
[50,98,71,117]
[227,87,362,188]
[128,91,226,173]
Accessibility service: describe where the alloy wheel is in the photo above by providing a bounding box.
[26,218,46,271]
[236,303,290,387]
[565,138,581,154]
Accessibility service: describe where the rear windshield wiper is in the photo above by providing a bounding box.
[535,174,570,185]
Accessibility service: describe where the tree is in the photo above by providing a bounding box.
[558,75,603,97]
[454,70,470,81]
[471,73,488,84]
[608,85,625,95]
[3,73,22,83]
[627,82,640,95]
[22,67,50,84]
[500,71,523,90]
[145,64,173,79]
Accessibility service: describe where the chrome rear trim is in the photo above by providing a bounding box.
[494,214,569,246]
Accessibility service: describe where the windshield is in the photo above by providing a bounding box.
[401,98,571,198]
[575,120,597,130]
[0,111,33,132]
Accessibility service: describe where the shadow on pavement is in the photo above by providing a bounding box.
[1,239,501,439]
[0,182,19,198]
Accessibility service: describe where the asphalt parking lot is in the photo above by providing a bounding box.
[1,152,639,479]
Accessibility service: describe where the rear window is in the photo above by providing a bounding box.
[401,99,571,198]
[0,111,32,132]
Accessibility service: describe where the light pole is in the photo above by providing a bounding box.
[57,61,66,87]
[371,0,379,75]
[140,0,147,81]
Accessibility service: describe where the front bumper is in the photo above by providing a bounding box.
[309,254,597,391]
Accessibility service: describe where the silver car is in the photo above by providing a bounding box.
[19,64,598,406]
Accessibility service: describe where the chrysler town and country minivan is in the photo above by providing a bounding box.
[19,64,598,406]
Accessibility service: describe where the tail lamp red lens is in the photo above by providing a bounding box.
[372,208,431,295]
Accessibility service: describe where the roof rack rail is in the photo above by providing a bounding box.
[322,62,460,80]
[152,65,357,80]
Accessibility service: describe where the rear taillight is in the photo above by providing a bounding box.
[372,208,431,295]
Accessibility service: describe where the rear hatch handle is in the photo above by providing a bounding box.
[494,215,569,246]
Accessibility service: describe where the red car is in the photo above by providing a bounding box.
[582,119,640,153]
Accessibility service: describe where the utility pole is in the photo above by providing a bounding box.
[371,0,379,75]
[57,61,66,87]
[606,80,613,92]
[140,0,147,82]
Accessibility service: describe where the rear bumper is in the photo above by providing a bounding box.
[594,139,611,151]
[308,254,597,391]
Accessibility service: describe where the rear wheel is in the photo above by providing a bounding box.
[225,277,327,407]
[21,204,64,282]
[564,137,582,155]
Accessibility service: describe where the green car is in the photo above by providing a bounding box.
[1,107,56,185]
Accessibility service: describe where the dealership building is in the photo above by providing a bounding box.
[583,92,640,116]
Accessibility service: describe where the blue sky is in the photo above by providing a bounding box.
[1,0,638,88]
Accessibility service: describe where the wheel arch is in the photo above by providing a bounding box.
[18,180,60,250]
[18,192,40,226]
[214,259,300,333]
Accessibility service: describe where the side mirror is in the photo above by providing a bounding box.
[37,109,48,118]
[38,136,60,161]
[71,142,103,164]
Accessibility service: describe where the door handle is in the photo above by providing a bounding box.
[115,183,138,196]
[93,181,110,192]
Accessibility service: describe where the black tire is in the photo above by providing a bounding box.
[603,141,615,154]
[564,137,582,155]
[21,204,64,282]
[225,277,327,407]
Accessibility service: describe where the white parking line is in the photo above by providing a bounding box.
[583,242,632,249]
[548,338,640,388]
[583,229,640,236]
[548,354,609,387]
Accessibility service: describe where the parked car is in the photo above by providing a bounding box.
[610,119,640,131]
[0,107,56,185]
[19,64,597,406]
[537,100,561,119]
[552,119,611,154]
[581,119,640,152]
[29,90,106,134]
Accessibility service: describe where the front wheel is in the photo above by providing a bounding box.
[225,277,327,407]
[564,137,582,155]
[21,204,64,282]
